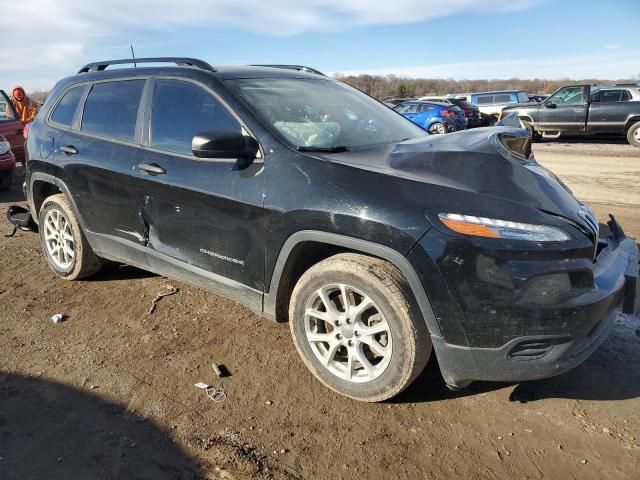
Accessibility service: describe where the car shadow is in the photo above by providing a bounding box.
[395,314,640,404]
[88,262,158,282]
[0,372,206,479]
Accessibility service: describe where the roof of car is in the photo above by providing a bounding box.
[74,58,327,80]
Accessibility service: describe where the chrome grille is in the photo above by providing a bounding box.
[578,204,599,239]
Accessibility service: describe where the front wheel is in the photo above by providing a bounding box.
[39,194,102,280]
[289,253,431,402]
[627,121,640,147]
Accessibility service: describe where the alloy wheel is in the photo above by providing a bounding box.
[303,283,393,383]
[43,209,75,270]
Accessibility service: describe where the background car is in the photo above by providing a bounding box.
[0,90,26,163]
[445,97,481,128]
[0,135,16,191]
[394,101,462,134]
[456,90,530,125]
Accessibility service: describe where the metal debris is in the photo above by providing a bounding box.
[194,382,226,402]
[147,285,178,315]
[51,313,66,323]
[212,363,230,378]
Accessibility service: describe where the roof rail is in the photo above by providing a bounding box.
[250,64,326,76]
[77,57,216,74]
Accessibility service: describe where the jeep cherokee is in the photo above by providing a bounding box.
[24,58,639,401]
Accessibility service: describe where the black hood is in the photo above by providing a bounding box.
[325,127,587,228]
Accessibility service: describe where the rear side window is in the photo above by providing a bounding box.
[493,94,513,103]
[599,89,631,102]
[395,103,419,113]
[476,95,493,105]
[150,79,241,155]
[81,80,145,142]
[417,104,435,113]
[50,86,85,126]
[517,92,529,103]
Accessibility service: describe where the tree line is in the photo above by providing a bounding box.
[24,73,640,104]
[333,74,640,100]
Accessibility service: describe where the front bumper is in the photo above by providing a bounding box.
[411,218,639,388]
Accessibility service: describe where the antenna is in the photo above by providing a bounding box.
[130,44,137,68]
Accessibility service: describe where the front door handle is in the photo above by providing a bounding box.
[138,162,166,175]
[60,145,78,155]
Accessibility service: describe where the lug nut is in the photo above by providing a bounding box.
[348,340,354,347]
[336,333,342,340]
[335,320,341,326]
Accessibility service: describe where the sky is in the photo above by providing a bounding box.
[1,0,639,91]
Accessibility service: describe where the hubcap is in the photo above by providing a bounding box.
[634,129,640,141]
[304,283,393,383]
[43,209,75,269]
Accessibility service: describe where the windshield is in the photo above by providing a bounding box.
[227,78,426,150]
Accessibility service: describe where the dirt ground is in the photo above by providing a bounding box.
[1,138,639,479]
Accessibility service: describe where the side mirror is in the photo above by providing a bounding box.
[544,102,557,109]
[192,130,259,159]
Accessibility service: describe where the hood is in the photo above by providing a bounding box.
[325,127,588,228]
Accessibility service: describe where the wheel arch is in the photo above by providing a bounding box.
[264,230,442,337]
[624,116,640,132]
[29,173,85,231]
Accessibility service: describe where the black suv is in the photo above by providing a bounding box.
[25,58,639,402]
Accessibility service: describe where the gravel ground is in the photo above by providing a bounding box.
[1,138,639,479]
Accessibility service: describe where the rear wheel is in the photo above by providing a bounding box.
[38,194,102,280]
[428,122,446,135]
[0,169,13,191]
[289,253,431,402]
[627,121,640,147]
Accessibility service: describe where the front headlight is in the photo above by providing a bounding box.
[0,140,10,156]
[439,213,570,242]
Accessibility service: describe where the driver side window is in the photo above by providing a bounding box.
[150,80,241,156]
[549,86,584,105]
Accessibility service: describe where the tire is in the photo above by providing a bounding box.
[289,253,431,402]
[38,194,102,280]
[428,122,446,135]
[627,121,640,148]
[0,169,13,191]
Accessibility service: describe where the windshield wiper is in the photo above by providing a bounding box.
[297,145,352,153]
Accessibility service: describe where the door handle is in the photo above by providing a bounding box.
[60,145,78,155]
[138,162,166,175]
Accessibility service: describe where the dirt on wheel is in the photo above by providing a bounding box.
[1,138,639,479]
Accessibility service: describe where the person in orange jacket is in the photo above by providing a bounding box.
[10,86,39,122]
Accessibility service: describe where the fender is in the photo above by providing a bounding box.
[28,173,87,230]
[264,230,442,337]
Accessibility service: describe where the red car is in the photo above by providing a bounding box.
[0,135,16,191]
[0,89,26,163]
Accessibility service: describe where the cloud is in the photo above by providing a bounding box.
[605,44,623,50]
[334,51,640,80]
[0,0,535,89]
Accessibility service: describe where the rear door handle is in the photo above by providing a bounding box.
[60,145,78,155]
[138,162,166,175]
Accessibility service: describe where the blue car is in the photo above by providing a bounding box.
[393,101,464,134]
